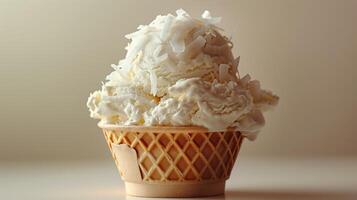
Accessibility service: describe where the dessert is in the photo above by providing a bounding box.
[87,9,278,197]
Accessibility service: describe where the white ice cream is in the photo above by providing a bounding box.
[87,9,278,140]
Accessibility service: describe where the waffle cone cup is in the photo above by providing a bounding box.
[99,124,244,198]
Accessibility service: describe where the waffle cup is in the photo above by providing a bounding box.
[100,124,244,198]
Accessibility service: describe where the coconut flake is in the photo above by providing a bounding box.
[239,74,251,87]
[156,53,168,64]
[160,14,175,41]
[219,64,230,82]
[203,44,228,56]
[124,35,149,67]
[181,35,206,60]
[201,10,211,19]
[169,17,196,53]
[111,64,119,70]
[153,46,163,57]
[149,70,158,96]
[201,10,222,25]
[192,27,207,40]
[169,37,185,53]
[233,56,240,68]
[233,56,240,78]
[176,9,189,20]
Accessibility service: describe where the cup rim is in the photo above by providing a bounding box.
[98,122,237,132]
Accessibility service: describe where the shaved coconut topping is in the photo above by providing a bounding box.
[123,35,149,67]
[149,70,158,96]
[169,37,186,53]
[87,9,279,140]
[201,10,222,24]
[160,14,174,40]
[219,64,230,82]
[181,35,206,60]
[109,8,239,96]
[169,20,196,53]
[153,46,163,57]
[233,56,240,78]
[176,9,190,20]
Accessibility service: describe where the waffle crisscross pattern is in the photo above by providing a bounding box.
[103,127,243,182]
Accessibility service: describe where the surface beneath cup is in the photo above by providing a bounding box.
[2,157,357,200]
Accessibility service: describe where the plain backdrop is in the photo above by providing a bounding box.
[1,0,357,161]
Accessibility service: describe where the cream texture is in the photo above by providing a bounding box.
[87,9,278,140]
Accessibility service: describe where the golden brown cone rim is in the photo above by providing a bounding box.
[98,123,238,133]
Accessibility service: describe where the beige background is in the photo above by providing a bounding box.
[1,0,356,161]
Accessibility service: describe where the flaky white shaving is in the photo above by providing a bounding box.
[87,9,279,140]
[110,9,237,97]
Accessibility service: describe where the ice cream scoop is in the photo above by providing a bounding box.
[87,9,278,139]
